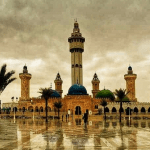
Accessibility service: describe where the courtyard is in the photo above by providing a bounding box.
[0,118,150,150]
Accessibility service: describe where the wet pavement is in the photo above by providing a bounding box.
[0,118,150,150]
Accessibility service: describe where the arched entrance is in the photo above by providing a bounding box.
[105,107,109,113]
[28,106,33,112]
[13,107,17,112]
[112,107,117,113]
[134,107,138,113]
[141,107,146,113]
[148,107,150,113]
[75,106,81,115]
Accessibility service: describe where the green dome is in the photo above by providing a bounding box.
[96,89,115,101]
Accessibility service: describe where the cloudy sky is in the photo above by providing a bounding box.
[1,0,150,103]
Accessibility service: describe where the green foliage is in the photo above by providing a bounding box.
[96,89,115,101]
[38,88,53,100]
[54,101,63,109]
[114,88,129,101]
[116,96,130,102]
[0,64,16,94]
[100,99,107,107]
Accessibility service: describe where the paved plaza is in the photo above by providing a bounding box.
[0,118,150,150]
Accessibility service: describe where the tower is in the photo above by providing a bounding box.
[54,72,63,98]
[19,65,32,100]
[92,73,100,98]
[68,20,85,85]
[124,66,137,101]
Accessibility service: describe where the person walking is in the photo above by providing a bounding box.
[82,112,88,127]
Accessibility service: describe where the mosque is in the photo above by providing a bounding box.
[16,21,150,116]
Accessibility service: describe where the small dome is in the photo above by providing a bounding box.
[23,65,27,70]
[51,90,61,98]
[96,89,115,101]
[68,84,88,95]
[128,66,132,70]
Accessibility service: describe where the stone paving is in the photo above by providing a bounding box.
[0,118,150,150]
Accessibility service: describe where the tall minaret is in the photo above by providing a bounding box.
[68,20,85,85]
[54,72,63,98]
[92,73,100,98]
[124,66,137,101]
[19,65,32,100]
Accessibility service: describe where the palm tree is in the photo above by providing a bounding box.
[114,88,129,123]
[38,88,53,122]
[54,101,63,118]
[0,64,16,94]
[100,99,107,121]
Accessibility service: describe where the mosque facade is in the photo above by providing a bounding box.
[13,21,150,116]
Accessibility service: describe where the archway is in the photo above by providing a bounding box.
[126,107,131,115]
[35,106,38,112]
[28,106,33,112]
[134,107,138,113]
[75,106,81,115]
[13,107,17,112]
[112,107,117,113]
[148,107,150,113]
[47,106,51,112]
[141,107,146,113]
[22,107,26,114]
[105,107,109,113]
[40,106,43,112]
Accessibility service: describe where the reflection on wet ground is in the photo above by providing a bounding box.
[1,118,150,149]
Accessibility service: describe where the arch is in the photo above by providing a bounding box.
[22,107,26,112]
[40,106,43,112]
[35,106,38,112]
[141,107,146,113]
[19,108,22,112]
[28,106,33,112]
[126,107,131,115]
[119,107,124,113]
[141,122,146,128]
[47,106,51,112]
[148,107,150,113]
[95,105,98,109]
[134,107,138,113]
[75,106,81,115]
[13,107,17,112]
[112,107,117,113]
[105,107,109,113]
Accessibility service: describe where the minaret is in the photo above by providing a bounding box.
[124,66,137,101]
[19,65,32,100]
[92,73,100,98]
[54,72,63,98]
[68,20,85,85]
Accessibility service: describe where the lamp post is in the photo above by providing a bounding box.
[31,100,34,120]
[11,97,15,122]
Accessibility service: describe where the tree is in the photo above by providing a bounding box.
[54,101,63,118]
[38,88,53,122]
[0,64,16,94]
[114,88,129,123]
[100,99,107,121]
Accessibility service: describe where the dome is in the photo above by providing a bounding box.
[96,89,115,101]
[68,84,88,95]
[51,90,61,98]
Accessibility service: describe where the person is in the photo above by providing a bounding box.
[82,112,88,126]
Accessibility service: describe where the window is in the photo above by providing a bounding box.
[95,105,98,109]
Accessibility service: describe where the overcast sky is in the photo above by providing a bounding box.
[1,0,150,103]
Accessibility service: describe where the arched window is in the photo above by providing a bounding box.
[95,105,98,109]
[141,107,146,113]
[134,107,138,113]
[112,107,117,113]
[105,107,109,113]
[35,106,38,112]
[40,106,43,112]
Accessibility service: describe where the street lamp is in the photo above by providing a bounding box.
[31,100,34,120]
